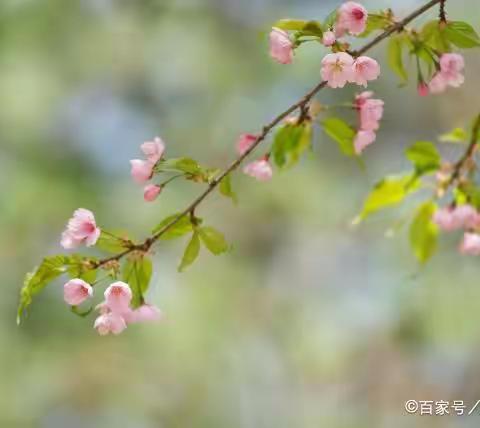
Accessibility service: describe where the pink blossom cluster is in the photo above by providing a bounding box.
[236,134,273,182]
[428,53,465,94]
[433,204,480,255]
[353,91,384,154]
[130,137,165,202]
[61,208,100,249]
[321,53,380,88]
[64,279,161,335]
[269,28,294,64]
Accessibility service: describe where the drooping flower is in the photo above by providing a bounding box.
[237,134,258,156]
[127,304,162,323]
[94,312,127,336]
[321,52,354,88]
[322,30,336,47]
[269,28,294,64]
[417,82,429,96]
[429,53,465,94]
[350,56,380,87]
[63,279,93,306]
[433,204,480,231]
[459,232,480,256]
[428,72,448,94]
[104,281,133,314]
[141,137,165,164]
[336,1,368,36]
[354,130,376,154]
[143,184,162,202]
[130,159,154,184]
[243,159,273,182]
[355,91,384,131]
[61,208,101,249]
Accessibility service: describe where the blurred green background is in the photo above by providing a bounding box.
[1,0,480,427]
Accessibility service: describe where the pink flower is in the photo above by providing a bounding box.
[355,91,384,131]
[127,304,162,323]
[130,159,154,184]
[60,208,101,249]
[350,56,380,87]
[237,133,258,156]
[141,137,165,164]
[322,31,336,47]
[63,279,93,306]
[459,233,480,256]
[336,1,368,36]
[429,53,465,94]
[429,72,448,94]
[433,207,458,231]
[243,159,273,182]
[104,281,132,314]
[143,184,162,202]
[94,312,127,335]
[269,28,293,64]
[433,204,480,231]
[354,130,376,154]
[417,82,429,96]
[321,52,354,88]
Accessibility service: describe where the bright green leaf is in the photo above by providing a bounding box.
[439,127,467,143]
[156,157,203,175]
[323,9,337,29]
[178,232,201,272]
[387,35,408,83]
[358,13,391,38]
[405,141,441,175]
[152,213,194,238]
[410,201,439,263]
[421,20,450,52]
[123,257,153,307]
[219,174,237,203]
[273,19,310,31]
[445,21,480,48]
[96,230,129,253]
[322,117,355,156]
[199,227,228,255]
[272,122,312,168]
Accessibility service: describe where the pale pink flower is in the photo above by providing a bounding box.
[321,52,354,88]
[63,279,93,306]
[355,91,384,131]
[269,27,293,64]
[243,159,273,182]
[322,31,336,47]
[429,72,448,94]
[336,1,368,36]
[433,205,480,231]
[350,56,380,87]
[433,207,458,231]
[439,53,465,87]
[459,232,480,256]
[61,208,101,249]
[143,184,162,202]
[94,312,127,335]
[130,159,154,184]
[237,134,258,156]
[417,82,429,96]
[104,281,133,314]
[128,304,162,323]
[141,137,165,164]
[354,130,376,154]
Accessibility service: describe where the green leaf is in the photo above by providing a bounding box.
[439,127,467,143]
[199,227,228,255]
[178,232,201,272]
[323,9,338,29]
[322,117,355,156]
[96,230,129,253]
[122,257,153,307]
[219,174,237,203]
[152,213,194,238]
[358,13,391,38]
[17,255,69,324]
[65,254,97,283]
[357,174,420,222]
[387,35,408,83]
[445,21,480,48]
[421,20,450,53]
[156,157,203,175]
[405,141,441,175]
[272,122,312,168]
[410,201,438,263]
[273,19,310,31]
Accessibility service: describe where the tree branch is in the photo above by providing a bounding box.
[92,0,442,269]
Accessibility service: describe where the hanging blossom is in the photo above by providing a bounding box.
[429,53,465,94]
[269,27,294,64]
[61,208,101,249]
[64,279,93,306]
[237,133,258,156]
[353,91,384,154]
[144,184,163,202]
[433,204,480,231]
[335,1,368,37]
[243,156,273,182]
[459,232,480,256]
[322,31,336,47]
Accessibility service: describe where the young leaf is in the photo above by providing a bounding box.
[273,19,310,31]
[323,9,338,29]
[66,254,97,283]
[199,227,228,255]
[152,213,194,238]
[439,127,467,143]
[17,255,69,323]
[178,232,201,272]
[322,117,355,156]
[272,122,312,168]
[421,20,450,52]
[96,230,129,253]
[156,157,204,176]
[357,174,420,221]
[405,141,441,175]
[387,35,408,83]
[358,13,391,38]
[445,21,480,48]
[123,257,153,307]
[219,174,237,203]
[409,201,438,263]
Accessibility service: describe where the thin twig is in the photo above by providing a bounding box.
[93,0,442,269]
